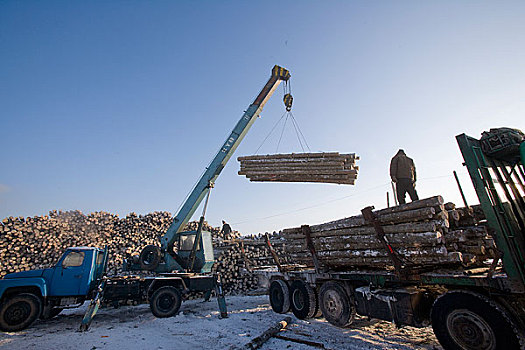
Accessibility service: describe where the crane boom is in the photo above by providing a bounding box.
[161,66,290,254]
[124,65,290,273]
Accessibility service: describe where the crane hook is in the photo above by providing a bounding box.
[283,93,293,112]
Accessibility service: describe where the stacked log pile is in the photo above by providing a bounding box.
[444,203,497,266]
[238,152,359,185]
[281,196,459,269]
[211,237,289,293]
[281,196,498,270]
[0,211,172,276]
[185,221,241,241]
[0,211,280,294]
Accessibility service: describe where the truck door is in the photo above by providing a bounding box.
[50,250,87,296]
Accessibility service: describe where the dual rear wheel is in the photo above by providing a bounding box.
[269,279,355,327]
[289,280,318,319]
[270,279,317,318]
[269,281,523,350]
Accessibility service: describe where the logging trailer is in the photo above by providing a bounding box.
[0,65,292,332]
[259,131,525,350]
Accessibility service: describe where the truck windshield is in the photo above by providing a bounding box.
[179,235,201,251]
[62,251,85,267]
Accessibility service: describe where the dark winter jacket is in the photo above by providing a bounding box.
[390,150,416,181]
[221,223,232,236]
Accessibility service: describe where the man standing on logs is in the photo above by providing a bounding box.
[390,149,419,204]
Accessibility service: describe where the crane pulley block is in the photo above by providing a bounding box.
[272,65,291,81]
[283,93,293,111]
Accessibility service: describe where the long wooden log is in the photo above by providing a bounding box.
[245,317,292,350]
[372,196,444,216]
[282,220,448,239]
[238,152,357,161]
[321,252,463,266]
[240,169,358,176]
[289,252,463,267]
[239,160,356,169]
[247,173,356,180]
[287,245,448,258]
[239,160,349,167]
[245,178,357,184]
[240,159,350,166]
[285,231,443,251]
[283,207,439,234]
[285,240,441,253]
[248,177,356,185]
[240,164,356,171]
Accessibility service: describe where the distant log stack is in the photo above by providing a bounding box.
[0,211,173,277]
[238,152,359,185]
[0,210,282,295]
[211,235,289,293]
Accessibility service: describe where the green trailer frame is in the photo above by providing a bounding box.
[456,133,525,292]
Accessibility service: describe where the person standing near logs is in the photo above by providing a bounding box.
[390,149,419,204]
[221,220,232,239]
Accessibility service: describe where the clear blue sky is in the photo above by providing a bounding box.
[1,1,524,234]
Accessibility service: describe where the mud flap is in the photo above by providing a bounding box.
[79,279,106,331]
[215,274,228,318]
[203,289,212,302]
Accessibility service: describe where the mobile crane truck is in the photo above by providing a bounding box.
[259,128,525,350]
[0,65,292,332]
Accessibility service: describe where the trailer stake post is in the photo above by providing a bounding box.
[302,225,321,274]
[361,206,406,278]
[265,233,283,272]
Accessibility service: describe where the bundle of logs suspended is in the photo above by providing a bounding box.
[238,152,359,185]
[281,196,497,270]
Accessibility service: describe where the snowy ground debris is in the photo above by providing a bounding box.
[0,295,441,350]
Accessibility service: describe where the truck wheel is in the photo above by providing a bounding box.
[0,293,42,332]
[269,280,290,314]
[431,291,522,350]
[150,286,182,318]
[290,280,317,319]
[319,281,355,328]
[139,245,161,271]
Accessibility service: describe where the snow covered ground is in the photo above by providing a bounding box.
[0,295,441,350]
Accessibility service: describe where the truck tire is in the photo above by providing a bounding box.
[290,280,317,319]
[319,281,355,328]
[431,291,522,350]
[139,245,161,271]
[0,293,42,332]
[269,280,290,314]
[150,286,182,318]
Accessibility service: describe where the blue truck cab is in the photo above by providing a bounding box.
[0,246,108,332]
